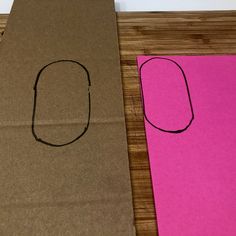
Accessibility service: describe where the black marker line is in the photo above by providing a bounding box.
[32,59,91,147]
[139,57,194,133]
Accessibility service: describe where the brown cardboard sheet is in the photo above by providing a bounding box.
[0,0,135,235]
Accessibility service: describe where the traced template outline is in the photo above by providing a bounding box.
[139,57,194,133]
[32,59,91,147]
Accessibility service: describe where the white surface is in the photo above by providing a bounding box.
[1,0,236,13]
[0,0,14,13]
[115,0,236,11]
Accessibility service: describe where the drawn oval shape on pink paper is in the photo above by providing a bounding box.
[139,57,194,133]
[32,60,91,147]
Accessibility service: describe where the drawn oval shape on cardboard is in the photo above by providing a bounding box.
[139,57,194,133]
[32,60,91,147]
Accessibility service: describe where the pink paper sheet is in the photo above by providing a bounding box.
[137,56,236,236]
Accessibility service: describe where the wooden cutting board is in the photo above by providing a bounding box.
[1,11,236,236]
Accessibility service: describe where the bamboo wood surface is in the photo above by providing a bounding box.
[1,11,236,236]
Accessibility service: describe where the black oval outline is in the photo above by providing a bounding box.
[139,57,194,133]
[32,59,91,147]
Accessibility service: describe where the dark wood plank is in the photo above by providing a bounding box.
[117,11,236,236]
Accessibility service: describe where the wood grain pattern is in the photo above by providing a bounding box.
[1,11,236,236]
